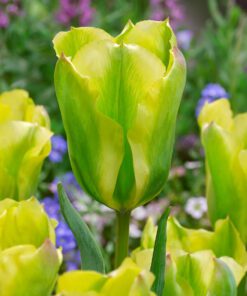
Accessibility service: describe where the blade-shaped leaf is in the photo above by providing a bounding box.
[150,207,170,296]
[57,183,105,273]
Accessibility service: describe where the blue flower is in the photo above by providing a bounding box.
[49,135,67,163]
[196,84,229,117]
[56,221,77,253]
[201,83,229,100]
[42,196,60,220]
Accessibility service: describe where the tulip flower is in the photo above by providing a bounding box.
[56,258,155,296]
[132,217,247,295]
[0,89,52,200]
[0,240,61,296]
[0,197,56,251]
[53,19,186,212]
[198,99,247,244]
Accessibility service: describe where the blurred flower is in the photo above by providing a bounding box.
[0,0,22,28]
[56,221,77,253]
[150,0,184,28]
[185,197,207,219]
[0,11,9,28]
[201,83,229,99]
[129,223,142,238]
[177,29,193,50]
[196,83,229,117]
[49,135,67,163]
[56,0,94,27]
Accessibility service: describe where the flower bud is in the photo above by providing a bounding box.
[53,20,186,211]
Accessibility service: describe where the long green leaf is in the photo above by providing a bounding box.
[57,182,105,273]
[150,207,170,296]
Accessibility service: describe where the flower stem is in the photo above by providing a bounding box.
[114,210,131,268]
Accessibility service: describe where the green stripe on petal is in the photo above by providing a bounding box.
[128,47,186,208]
[54,55,124,210]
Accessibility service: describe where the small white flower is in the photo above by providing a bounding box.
[130,223,142,238]
[132,206,147,221]
[185,197,207,219]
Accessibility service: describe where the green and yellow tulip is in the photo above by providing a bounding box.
[0,197,56,251]
[198,99,247,244]
[132,216,247,295]
[0,89,52,200]
[0,240,61,296]
[53,20,186,211]
[56,258,155,296]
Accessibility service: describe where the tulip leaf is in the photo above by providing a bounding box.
[57,183,105,273]
[150,207,170,296]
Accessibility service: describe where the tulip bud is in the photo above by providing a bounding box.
[198,99,247,244]
[0,240,61,296]
[0,89,52,200]
[56,258,154,295]
[0,197,56,251]
[53,20,186,211]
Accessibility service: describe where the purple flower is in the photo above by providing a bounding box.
[177,30,193,51]
[56,0,94,27]
[0,11,9,28]
[49,172,81,197]
[65,249,81,270]
[56,221,77,253]
[201,83,229,100]
[42,196,60,220]
[49,135,67,163]
[0,0,22,28]
[149,0,184,28]
[196,83,229,117]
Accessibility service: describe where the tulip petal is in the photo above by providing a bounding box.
[202,122,247,243]
[117,19,176,66]
[53,27,113,58]
[0,122,52,200]
[128,47,186,207]
[0,240,61,296]
[0,89,50,127]
[56,271,107,293]
[55,56,124,209]
[0,198,56,250]
[233,113,247,147]
[198,99,233,131]
[64,39,166,209]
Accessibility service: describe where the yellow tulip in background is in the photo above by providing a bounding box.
[0,197,61,296]
[198,99,247,244]
[0,241,61,296]
[0,197,56,250]
[53,19,186,212]
[56,258,155,296]
[0,89,52,201]
[132,217,247,295]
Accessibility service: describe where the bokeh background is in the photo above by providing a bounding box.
[0,0,247,271]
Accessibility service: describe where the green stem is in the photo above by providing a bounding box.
[114,210,131,268]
